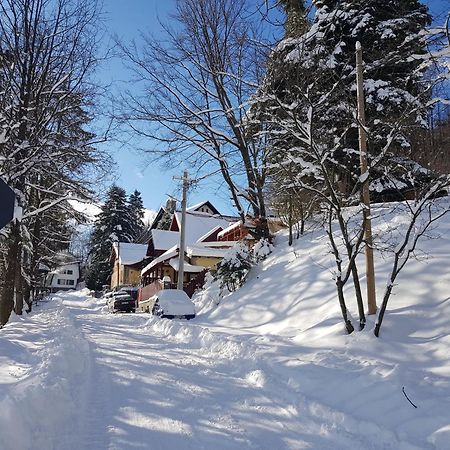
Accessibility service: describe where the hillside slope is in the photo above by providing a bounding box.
[193,198,450,448]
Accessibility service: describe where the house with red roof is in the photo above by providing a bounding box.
[140,201,240,299]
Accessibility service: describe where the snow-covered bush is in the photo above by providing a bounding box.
[215,243,253,292]
[253,238,273,262]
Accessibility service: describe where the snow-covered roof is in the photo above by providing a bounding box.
[113,243,148,266]
[216,219,255,240]
[173,212,234,244]
[151,229,180,251]
[186,201,220,215]
[169,258,204,273]
[198,241,238,248]
[38,262,51,272]
[141,245,179,275]
[141,242,229,275]
[195,225,223,243]
[186,245,230,259]
[217,220,243,238]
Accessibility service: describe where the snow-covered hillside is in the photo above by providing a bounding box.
[69,199,156,225]
[0,200,449,449]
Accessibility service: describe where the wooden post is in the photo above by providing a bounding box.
[117,241,120,288]
[356,42,377,315]
[175,170,189,290]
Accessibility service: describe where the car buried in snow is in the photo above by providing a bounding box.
[139,289,195,320]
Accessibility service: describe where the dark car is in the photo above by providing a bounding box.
[107,292,136,313]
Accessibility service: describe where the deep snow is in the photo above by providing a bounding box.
[1,200,450,450]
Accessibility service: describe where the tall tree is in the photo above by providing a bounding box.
[278,0,308,38]
[250,0,435,332]
[285,0,432,194]
[118,0,275,239]
[85,185,134,290]
[128,190,145,241]
[0,0,104,325]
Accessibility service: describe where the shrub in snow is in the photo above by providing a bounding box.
[215,243,253,292]
[253,238,273,262]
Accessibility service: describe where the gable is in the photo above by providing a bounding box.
[186,201,220,216]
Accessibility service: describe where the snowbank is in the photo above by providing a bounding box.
[0,291,93,450]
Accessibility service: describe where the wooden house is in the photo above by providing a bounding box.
[110,242,149,289]
[140,201,240,299]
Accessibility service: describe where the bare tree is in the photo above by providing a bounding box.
[373,178,450,337]
[0,0,106,325]
[117,0,274,239]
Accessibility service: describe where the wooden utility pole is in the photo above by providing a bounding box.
[355,41,377,315]
[175,170,189,290]
[117,241,120,287]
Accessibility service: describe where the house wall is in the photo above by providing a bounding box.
[196,205,214,214]
[47,263,79,290]
[190,256,222,269]
[219,224,247,242]
[111,265,141,288]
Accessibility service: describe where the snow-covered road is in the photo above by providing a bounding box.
[2,288,449,450]
[67,293,350,450]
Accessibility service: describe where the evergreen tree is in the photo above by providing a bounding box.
[157,199,176,231]
[85,185,134,290]
[215,243,253,292]
[279,0,308,38]
[128,190,145,241]
[261,0,432,197]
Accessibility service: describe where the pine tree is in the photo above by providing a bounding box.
[85,185,134,290]
[215,243,253,292]
[271,0,432,195]
[279,0,308,38]
[128,190,145,241]
[157,199,176,231]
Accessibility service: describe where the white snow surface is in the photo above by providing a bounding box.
[112,242,148,265]
[1,200,450,449]
[173,211,235,244]
[150,229,180,251]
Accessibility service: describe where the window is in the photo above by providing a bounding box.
[57,279,75,286]
[61,269,73,275]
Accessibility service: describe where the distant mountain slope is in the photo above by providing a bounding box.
[69,199,156,226]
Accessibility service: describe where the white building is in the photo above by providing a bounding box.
[45,261,80,292]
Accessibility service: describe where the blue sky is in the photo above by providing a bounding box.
[97,0,238,215]
[96,0,449,214]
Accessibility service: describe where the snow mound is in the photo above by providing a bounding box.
[0,297,91,450]
[143,317,256,362]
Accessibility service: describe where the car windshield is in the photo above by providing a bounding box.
[114,295,132,301]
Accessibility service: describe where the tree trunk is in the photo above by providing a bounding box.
[23,281,32,313]
[350,260,366,330]
[0,223,20,325]
[299,202,305,236]
[336,277,354,334]
[14,254,24,315]
[374,282,394,337]
[288,195,293,246]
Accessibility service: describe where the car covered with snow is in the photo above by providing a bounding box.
[139,289,195,320]
[107,291,136,313]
